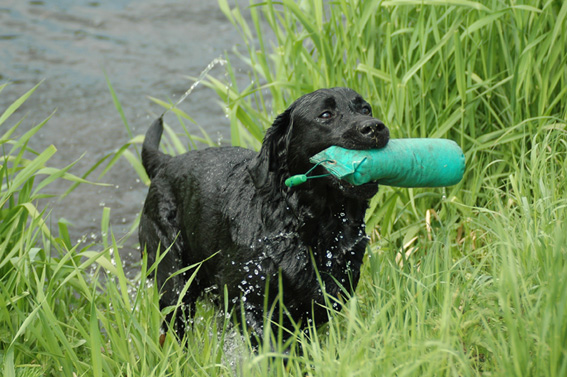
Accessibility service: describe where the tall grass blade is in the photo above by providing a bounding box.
[0,81,43,127]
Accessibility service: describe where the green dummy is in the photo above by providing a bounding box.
[285,139,465,188]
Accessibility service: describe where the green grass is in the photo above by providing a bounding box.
[1,0,567,375]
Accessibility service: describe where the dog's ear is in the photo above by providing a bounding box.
[247,107,294,188]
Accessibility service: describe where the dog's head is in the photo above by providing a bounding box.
[249,87,389,198]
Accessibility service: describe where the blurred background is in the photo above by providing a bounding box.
[0,0,247,268]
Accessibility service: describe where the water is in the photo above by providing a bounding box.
[161,57,227,118]
[0,0,250,273]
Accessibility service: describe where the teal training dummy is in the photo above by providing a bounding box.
[285,139,465,188]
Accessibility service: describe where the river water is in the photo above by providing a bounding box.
[1,0,251,273]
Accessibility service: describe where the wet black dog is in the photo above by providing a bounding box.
[139,87,389,344]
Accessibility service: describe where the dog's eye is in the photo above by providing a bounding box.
[361,107,371,115]
[319,111,333,119]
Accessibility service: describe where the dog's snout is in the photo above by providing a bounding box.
[359,122,384,136]
[357,120,389,146]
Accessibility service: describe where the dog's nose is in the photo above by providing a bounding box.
[358,120,389,145]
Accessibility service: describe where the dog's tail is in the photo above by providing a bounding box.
[142,116,171,180]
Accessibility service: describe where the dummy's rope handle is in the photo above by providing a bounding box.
[285,158,367,188]
[285,161,332,187]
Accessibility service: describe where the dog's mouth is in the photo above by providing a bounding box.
[286,139,388,195]
[306,141,387,198]
[284,163,378,199]
[328,173,379,199]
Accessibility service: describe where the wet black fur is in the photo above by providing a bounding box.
[139,87,389,343]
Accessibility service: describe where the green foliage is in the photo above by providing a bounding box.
[207,0,566,374]
[209,0,567,267]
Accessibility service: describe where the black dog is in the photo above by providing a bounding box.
[139,87,389,344]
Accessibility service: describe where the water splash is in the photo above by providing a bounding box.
[160,56,227,118]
